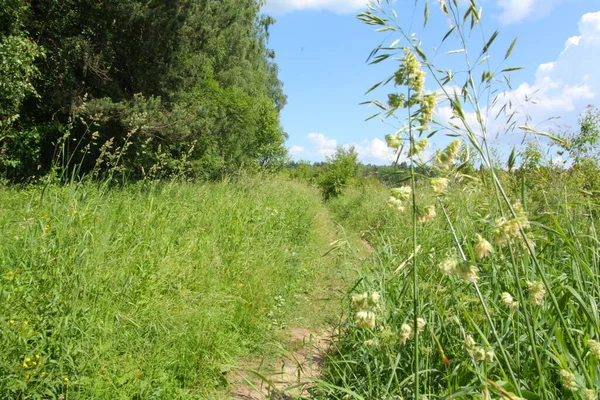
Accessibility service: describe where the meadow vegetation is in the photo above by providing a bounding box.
[1,0,600,399]
[310,0,600,399]
[0,177,361,398]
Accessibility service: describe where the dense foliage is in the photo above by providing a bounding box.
[0,0,287,181]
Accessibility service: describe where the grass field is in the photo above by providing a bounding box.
[0,177,363,399]
[1,171,599,399]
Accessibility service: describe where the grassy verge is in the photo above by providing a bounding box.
[316,173,600,399]
[0,177,353,399]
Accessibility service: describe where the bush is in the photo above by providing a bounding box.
[318,146,359,200]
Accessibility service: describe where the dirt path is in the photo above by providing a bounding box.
[226,207,373,399]
[229,327,333,399]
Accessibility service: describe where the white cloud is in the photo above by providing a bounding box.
[353,138,397,164]
[496,0,564,24]
[263,0,367,15]
[288,145,306,156]
[437,11,599,137]
[292,133,396,164]
[501,11,599,122]
[307,132,338,157]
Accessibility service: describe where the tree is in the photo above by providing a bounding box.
[318,146,359,199]
[0,0,288,180]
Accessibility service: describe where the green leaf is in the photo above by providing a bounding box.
[414,46,428,61]
[369,53,392,65]
[424,0,429,27]
[441,26,455,44]
[507,146,516,171]
[501,66,525,72]
[364,81,383,95]
[482,30,499,54]
[365,45,382,63]
[505,37,518,60]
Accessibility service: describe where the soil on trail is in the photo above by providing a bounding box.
[229,327,333,399]
[227,207,372,399]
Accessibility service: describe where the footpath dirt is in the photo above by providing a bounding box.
[229,327,333,399]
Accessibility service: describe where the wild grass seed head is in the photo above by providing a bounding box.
[430,178,449,194]
[474,234,493,259]
[587,339,600,358]
[501,292,519,312]
[418,205,437,223]
[559,369,578,392]
[526,281,546,306]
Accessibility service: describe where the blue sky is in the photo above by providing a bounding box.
[261,0,600,164]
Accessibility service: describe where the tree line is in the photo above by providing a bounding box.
[0,0,287,181]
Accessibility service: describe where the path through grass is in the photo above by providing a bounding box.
[0,177,361,399]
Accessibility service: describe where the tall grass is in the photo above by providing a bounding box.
[0,177,345,398]
[314,0,600,398]
[317,173,600,399]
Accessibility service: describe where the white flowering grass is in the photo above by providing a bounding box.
[313,0,600,398]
